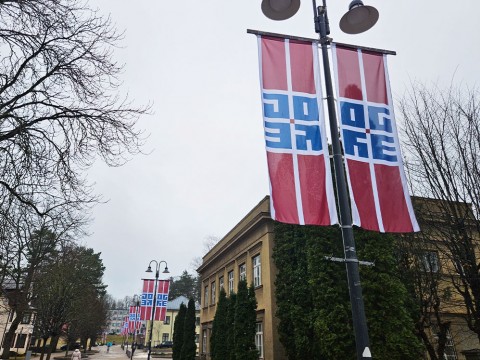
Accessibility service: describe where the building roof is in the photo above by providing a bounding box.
[167,296,200,311]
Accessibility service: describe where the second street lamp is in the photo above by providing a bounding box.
[130,294,140,359]
[259,0,379,359]
[145,260,169,360]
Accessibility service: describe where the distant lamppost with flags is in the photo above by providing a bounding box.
[132,294,140,345]
[145,260,169,360]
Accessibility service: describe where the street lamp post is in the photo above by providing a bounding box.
[132,294,140,344]
[130,294,140,360]
[145,260,169,360]
[260,1,379,359]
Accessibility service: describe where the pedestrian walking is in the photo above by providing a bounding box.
[71,349,81,360]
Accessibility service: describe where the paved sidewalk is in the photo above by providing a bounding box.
[88,345,149,360]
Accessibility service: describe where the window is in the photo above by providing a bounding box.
[211,281,216,305]
[228,271,234,293]
[204,285,209,307]
[219,276,224,290]
[422,251,439,272]
[21,312,31,324]
[202,329,207,354]
[162,333,169,342]
[432,325,457,360]
[195,334,199,343]
[255,322,264,358]
[196,317,200,326]
[15,334,27,349]
[239,263,246,281]
[253,255,262,287]
[164,316,170,325]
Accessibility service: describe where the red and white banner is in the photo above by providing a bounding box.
[140,279,170,321]
[128,306,141,333]
[256,35,337,226]
[332,44,419,232]
[121,316,129,335]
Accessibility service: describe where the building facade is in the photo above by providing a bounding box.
[0,295,35,356]
[197,196,284,359]
[197,196,480,360]
[106,308,128,334]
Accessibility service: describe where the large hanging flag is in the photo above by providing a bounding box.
[256,34,337,225]
[140,279,170,321]
[331,44,419,232]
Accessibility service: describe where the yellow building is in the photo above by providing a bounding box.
[197,196,284,359]
[0,289,35,356]
[145,296,200,349]
[197,196,480,360]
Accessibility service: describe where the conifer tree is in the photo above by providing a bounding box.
[274,223,423,360]
[180,298,197,360]
[234,280,258,360]
[226,293,236,360]
[210,288,229,360]
[172,303,186,360]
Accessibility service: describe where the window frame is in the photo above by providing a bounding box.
[239,263,246,281]
[228,270,234,293]
[422,250,440,273]
[211,281,216,305]
[255,322,264,359]
[253,254,262,287]
[204,285,209,307]
[219,276,224,291]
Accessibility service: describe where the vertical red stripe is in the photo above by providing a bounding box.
[374,164,413,232]
[362,52,388,104]
[336,47,363,101]
[289,40,315,94]
[297,155,331,225]
[267,152,299,224]
[347,160,379,231]
[261,37,288,90]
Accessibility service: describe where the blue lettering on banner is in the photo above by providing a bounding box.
[156,294,168,307]
[141,293,153,306]
[340,101,365,128]
[295,124,322,151]
[371,134,397,162]
[263,92,323,152]
[265,122,292,149]
[369,106,392,132]
[341,101,398,162]
[293,96,319,121]
[343,129,368,158]
[263,93,289,119]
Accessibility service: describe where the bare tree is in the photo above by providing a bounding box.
[0,0,148,217]
[397,223,455,360]
[399,82,480,341]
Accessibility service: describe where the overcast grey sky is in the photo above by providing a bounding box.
[83,0,480,300]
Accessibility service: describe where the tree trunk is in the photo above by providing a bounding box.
[45,335,59,360]
[39,337,48,360]
[1,311,23,360]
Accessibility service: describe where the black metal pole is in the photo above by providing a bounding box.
[313,1,371,358]
[131,297,139,360]
[147,269,159,360]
